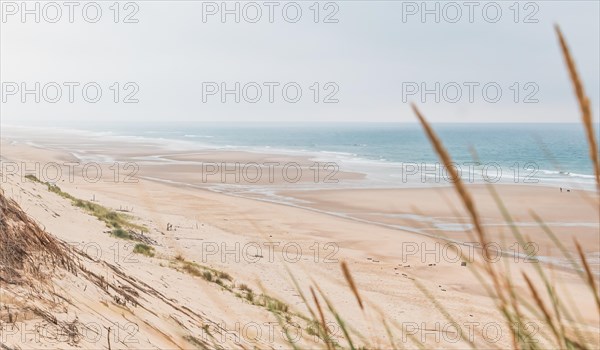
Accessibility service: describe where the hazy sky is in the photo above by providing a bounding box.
[1,1,599,124]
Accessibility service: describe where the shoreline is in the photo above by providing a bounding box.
[2,125,597,192]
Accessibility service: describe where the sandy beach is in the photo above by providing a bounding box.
[1,134,599,349]
[3,2,599,348]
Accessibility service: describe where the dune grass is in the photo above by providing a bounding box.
[170,255,297,327]
[111,228,133,240]
[133,243,155,257]
[26,175,146,232]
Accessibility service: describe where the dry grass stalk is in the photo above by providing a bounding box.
[341,261,364,310]
[522,273,562,345]
[0,192,75,283]
[410,104,484,241]
[555,25,600,192]
[574,240,600,313]
[411,104,506,303]
[310,287,333,350]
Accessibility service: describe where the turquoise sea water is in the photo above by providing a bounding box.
[2,123,598,189]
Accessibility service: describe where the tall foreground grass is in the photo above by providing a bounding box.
[277,26,600,350]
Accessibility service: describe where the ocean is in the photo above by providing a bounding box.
[2,123,598,190]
